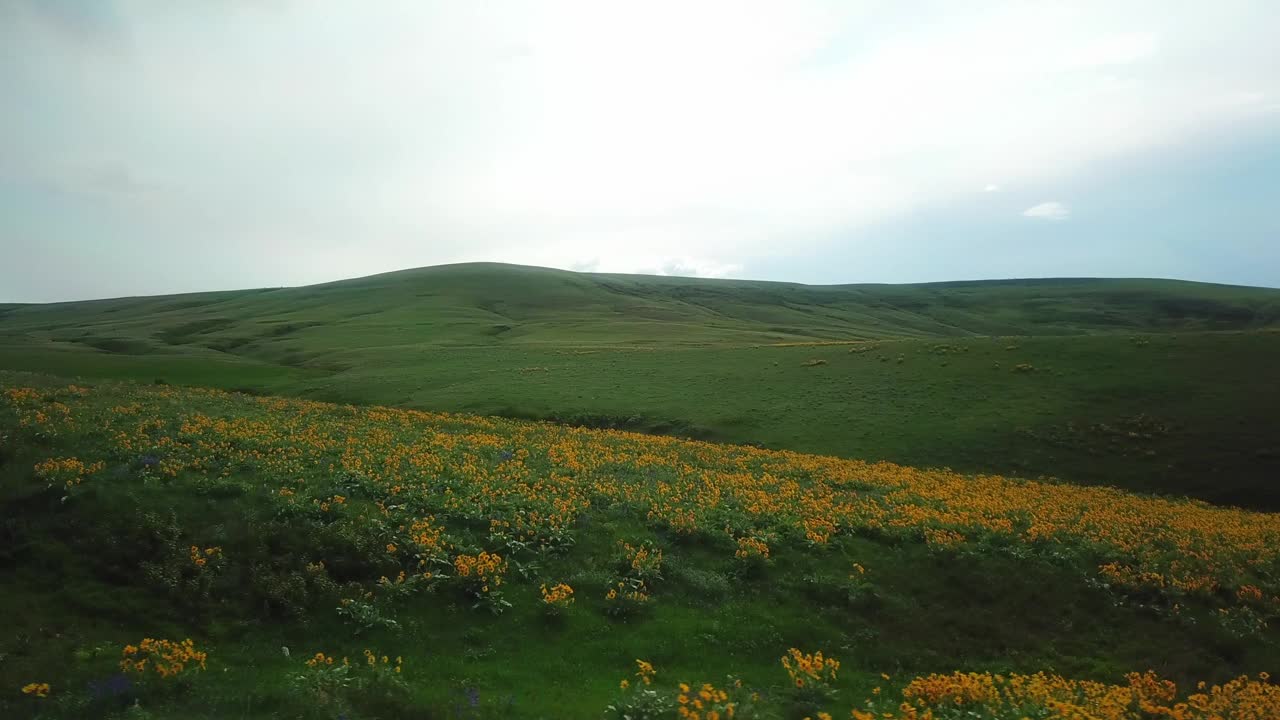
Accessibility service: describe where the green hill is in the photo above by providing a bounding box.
[3,263,1278,352]
[2,263,1279,508]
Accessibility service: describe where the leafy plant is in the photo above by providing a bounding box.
[606,661,673,720]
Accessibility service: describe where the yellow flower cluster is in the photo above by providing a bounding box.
[312,494,346,512]
[305,651,338,668]
[922,528,966,549]
[378,570,408,587]
[605,579,650,604]
[408,516,450,559]
[853,670,1280,720]
[305,650,403,674]
[363,649,403,673]
[734,536,770,560]
[6,387,74,433]
[619,541,664,578]
[189,545,222,567]
[1238,584,1265,603]
[4,387,42,404]
[616,663,753,720]
[1098,561,1219,595]
[802,517,836,545]
[781,648,839,689]
[540,582,575,607]
[33,456,104,489]
[453,551,507,592]
[120,637,208,679]
[677,681,733,720]
[21,682,51,698]
[635,659,656,685]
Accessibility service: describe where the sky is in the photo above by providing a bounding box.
[1,1,1278,302]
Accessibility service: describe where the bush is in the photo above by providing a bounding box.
[453,551,512,614]
[616,540,665,584]
[540,582,575,617]
[604,577,652,618]
[781,648,840,716]
[289,650,409,719]
[733,536,772,576]
[606,661,673,720]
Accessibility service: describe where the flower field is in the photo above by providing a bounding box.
[2,372,1278,718]
[7,378,1279,612]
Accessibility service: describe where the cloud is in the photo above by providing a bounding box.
[1022,202,1072,221]
[653,258,744,279]
[983,184,1002,193]
[568,258,601,273]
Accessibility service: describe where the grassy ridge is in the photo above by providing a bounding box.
[2,263,1279,508]
[4,264,1279,352]
[2,373,1278,719]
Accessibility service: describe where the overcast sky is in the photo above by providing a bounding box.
[2,1,1278,302]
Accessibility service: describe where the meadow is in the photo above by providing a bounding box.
[3,371,1279,719]
[2,263,1279,510]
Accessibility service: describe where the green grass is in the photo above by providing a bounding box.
[2,372,1277,719]
[2,263,1278,508]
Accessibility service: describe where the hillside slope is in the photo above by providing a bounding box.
[2,373,1279,718]
[3,264,1279,355]
[2,263,1278,508]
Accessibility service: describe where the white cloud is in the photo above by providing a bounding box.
[983,184,1002,193]
[653,258,744,279]
[1022,202,1072,221]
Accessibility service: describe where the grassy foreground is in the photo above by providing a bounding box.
[2,372,1278,719]
[3,264,1279,509]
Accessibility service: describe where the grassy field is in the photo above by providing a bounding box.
[3,373,1279,719]
[2,263,1279,508]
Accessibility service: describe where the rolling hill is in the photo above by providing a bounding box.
[3,263,1279,354]
[2,262,1279,508]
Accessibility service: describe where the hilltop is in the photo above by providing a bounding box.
[2,263,1279,508]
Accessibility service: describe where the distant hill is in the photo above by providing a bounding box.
[2,264,1278,363]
